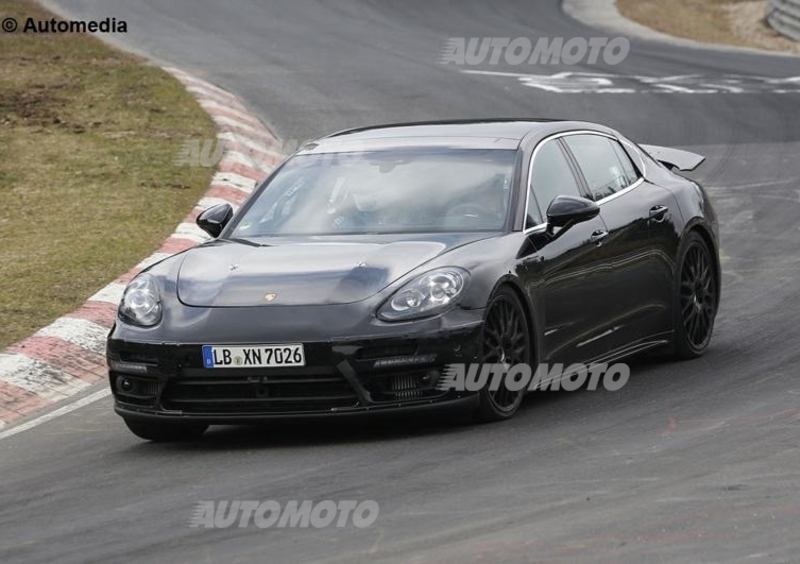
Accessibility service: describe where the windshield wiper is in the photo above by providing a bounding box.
[220,237,266,247]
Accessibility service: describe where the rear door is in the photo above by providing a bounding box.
[562,133,677,353]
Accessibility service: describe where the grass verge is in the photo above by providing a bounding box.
[616,0,800,54]
[0,0,216,348]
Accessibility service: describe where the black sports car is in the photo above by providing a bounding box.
[108,120,720,441]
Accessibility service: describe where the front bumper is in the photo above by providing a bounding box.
[108,321,483,423]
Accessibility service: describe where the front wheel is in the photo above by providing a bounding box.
[124,419,208,442]
[475,287,532,422]
[673,232,718,359]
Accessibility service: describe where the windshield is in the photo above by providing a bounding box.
[231,148,517,236]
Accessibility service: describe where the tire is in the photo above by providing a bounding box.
[475,286,532,422]
[124,419,208,442]
[672,231,718,359]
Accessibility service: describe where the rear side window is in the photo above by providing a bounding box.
[611,142,640,185]
[564,135,639,201]
[527,140,582,227]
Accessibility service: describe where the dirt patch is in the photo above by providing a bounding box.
[616,0,800,54]
[0,88,62,125]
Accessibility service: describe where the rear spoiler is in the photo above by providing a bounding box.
[640,144,705,172]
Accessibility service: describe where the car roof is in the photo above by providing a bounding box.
[298,119,565,153]
[327,119,559,141]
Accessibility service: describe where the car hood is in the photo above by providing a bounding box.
[176,234,493,307]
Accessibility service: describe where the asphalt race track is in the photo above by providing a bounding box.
[3,1,800,562]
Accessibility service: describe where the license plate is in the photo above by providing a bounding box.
[202,344,305,368]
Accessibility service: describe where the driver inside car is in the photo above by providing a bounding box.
[327,180,389,230]
[443,172,510,230]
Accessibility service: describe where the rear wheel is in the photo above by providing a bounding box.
[673,232,718,359]
[124,419,208,442]
[475,287,532,422]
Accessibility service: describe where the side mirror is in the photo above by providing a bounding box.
[196,203,233,238]
[546,195,599,232]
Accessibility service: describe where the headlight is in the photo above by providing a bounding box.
[378,267,470,321]
[119,273,162,327]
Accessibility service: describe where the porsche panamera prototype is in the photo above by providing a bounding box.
[108,120,720,441]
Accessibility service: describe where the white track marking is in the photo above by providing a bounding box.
[35,318,109,355]
[184,85,239,107]
[221,151,275,174]
[218,132,284,158]
[137,252,173,270]
[198,99,264,127]
[88,283,126,305]
[222,149,261,168]
[164,68,238,98]
[213,171,258,193]
[0,354,91,400]
[463,70,632,93]
[210,114,269,137]
[0,389,111,441]
[197,196,241,210]
[173,222,212,243]
[462,69,800,94]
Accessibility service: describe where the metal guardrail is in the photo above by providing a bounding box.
[768,0,800,42]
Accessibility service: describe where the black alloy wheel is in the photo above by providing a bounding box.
[675,232,718,358]
[476,287,532,421]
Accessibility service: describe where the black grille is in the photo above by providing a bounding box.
[390,373,424,401]
[363,369,448,402]
[162,368,359,414]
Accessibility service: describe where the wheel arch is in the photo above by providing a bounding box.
[488,277,541,365]
[683,221,721,308]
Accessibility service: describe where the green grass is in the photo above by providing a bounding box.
[0,0,216,347]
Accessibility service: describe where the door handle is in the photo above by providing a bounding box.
[589,229,609,245]
[649,205,669,222]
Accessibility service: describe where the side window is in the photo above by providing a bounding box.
[526,140,582,227]
[564,135,639,201]
[611,141,640,185]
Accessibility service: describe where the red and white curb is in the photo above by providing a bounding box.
[0,68,284,432]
